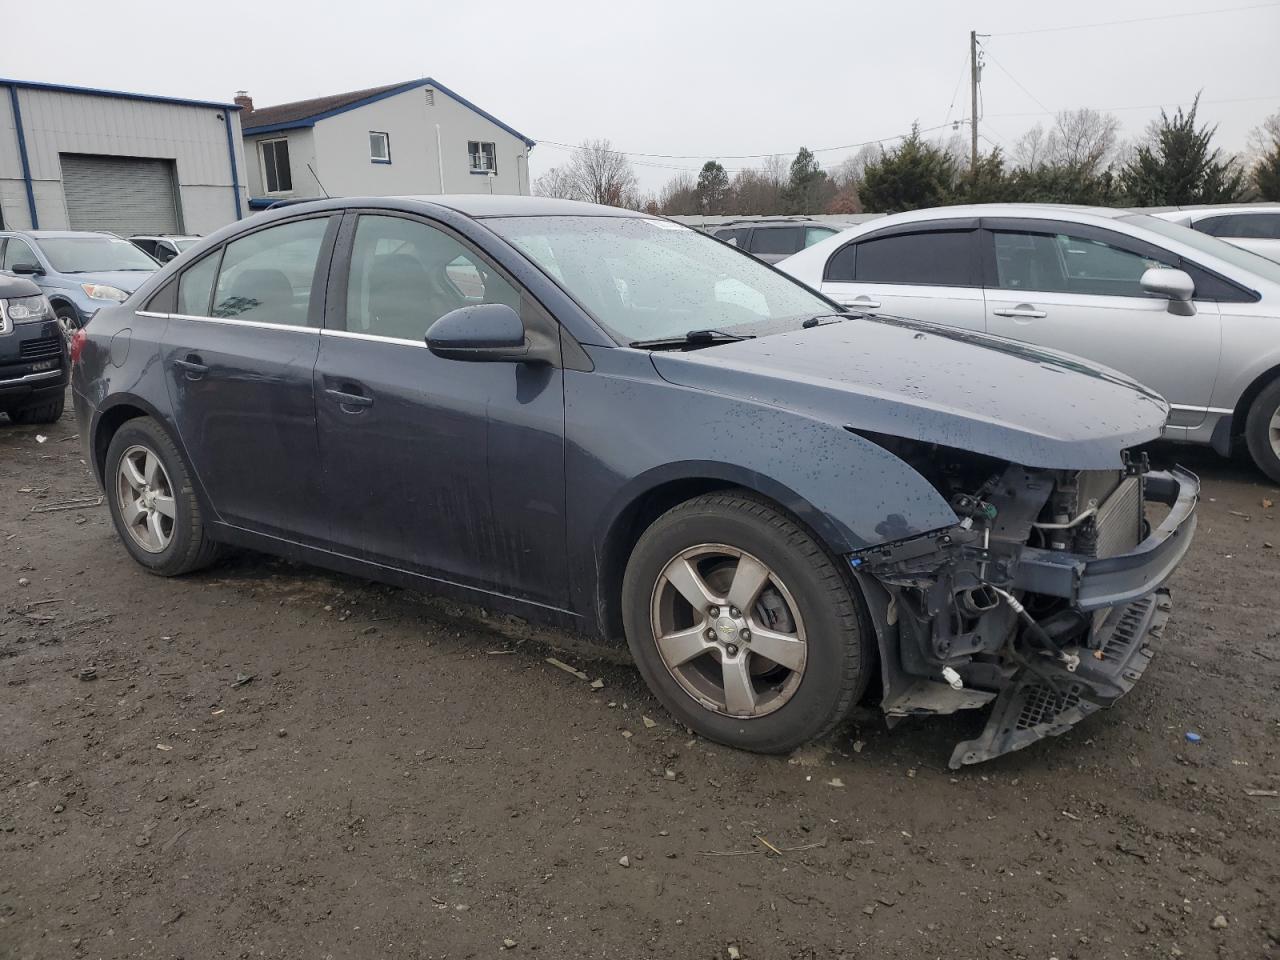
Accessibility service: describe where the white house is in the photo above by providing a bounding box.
[0,78,247,235]
[238,78,534,208]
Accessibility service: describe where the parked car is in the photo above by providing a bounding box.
[0,274,66,424]
[71,195,1197,768]
[128,235,202,264]
[781,203,1280,482]
[710,218,850,263]
[0,230,160,340]
[1151,204,1280,263]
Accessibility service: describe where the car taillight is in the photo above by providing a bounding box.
[70,328,88,365]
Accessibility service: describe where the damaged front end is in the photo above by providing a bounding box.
[848,437,1198,768]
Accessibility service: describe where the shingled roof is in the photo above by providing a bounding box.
[239,78,534,148]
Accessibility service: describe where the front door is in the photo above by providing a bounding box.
[819,224,987,331]
[314,212,569,606]
[161,215,336,541]
[981,221,1221,427]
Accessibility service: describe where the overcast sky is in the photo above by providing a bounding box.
[7,0,1279,192]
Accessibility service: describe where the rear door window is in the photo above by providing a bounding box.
[1230,213,1280,239]
[749,227,803,257]
[211,217,331,325]
[854,230,976,286]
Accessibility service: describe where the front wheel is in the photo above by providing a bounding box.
[104,417,221,576]
[54,304,80,345]
[1244,379,1280,484]
[621,491,873,754]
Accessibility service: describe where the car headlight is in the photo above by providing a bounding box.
[0,294,53,332]
[81,283,130,302]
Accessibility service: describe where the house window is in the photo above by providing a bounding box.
[370,131,391,164]
[468,141,497,174]
[260,138,292,193]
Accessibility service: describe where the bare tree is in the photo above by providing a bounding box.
[657,174,700,215]
[1013,109,1120,174]
[533,140,640,208]
[533,166,578,199]
[1050,108,1120,174]
[728,154,788,215]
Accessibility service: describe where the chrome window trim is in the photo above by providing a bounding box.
[0,368,63,385]
[135,310,168,319]
[320,328,428,349]
[165,312,318,334]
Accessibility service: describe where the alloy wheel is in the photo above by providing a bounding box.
[649,544,808,718]
[115,444,176,553]
[1270,403,1280,459]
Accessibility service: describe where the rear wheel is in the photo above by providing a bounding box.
[1244,379,1280,484]
[622,491,872,753]
[10,395,65,424]
[104,417,221,576]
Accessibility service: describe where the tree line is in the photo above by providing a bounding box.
[535,97,1280,216]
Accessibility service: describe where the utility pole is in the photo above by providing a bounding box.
[969,30,980,173]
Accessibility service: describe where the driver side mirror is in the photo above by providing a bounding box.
[10,262,43,276]
[426,303,553,364]
[1140,267,1196,315]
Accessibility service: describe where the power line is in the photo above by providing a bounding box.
[990,0,1280,37]
[980,44,1056,118]
[983,92,1280,119]
[536,122,956,168]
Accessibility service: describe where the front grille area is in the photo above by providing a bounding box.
[1016,682,1082,729]
[19,334,61,361]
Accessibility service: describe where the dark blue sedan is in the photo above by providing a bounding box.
[71,196,1197,767]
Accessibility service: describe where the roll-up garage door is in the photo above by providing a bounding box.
[60,154,182,236]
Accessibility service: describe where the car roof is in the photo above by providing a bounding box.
[1156,204,1280,219]
[869,202,1134,224]
[396,195,649,219]
[2,229,117,239]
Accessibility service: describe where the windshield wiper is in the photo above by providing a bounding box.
[801,313,850,329]
[629,329,755,350]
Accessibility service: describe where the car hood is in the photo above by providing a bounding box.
[64,271,155,294]
[649,314,1169,470]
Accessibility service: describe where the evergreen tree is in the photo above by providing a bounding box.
[783,147,833,214]
[859,125,959,212]
[1252,137,1280,200]
[695,161,730,213]
[1119,95,1246,205]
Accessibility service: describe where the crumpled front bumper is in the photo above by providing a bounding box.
[949,467,1198,768]
[1010,467,1198,611]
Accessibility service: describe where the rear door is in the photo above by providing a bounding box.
[981,219,1221,426]
[161,214,337,541]
[314,211,569,605]
[818,221,986,329]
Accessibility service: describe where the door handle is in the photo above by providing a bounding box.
[992,306,1047,319]
[173,355,208,380]
[324,387,374,411]
[839,296,881,309]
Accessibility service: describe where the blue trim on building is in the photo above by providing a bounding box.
[7,86,38,229]
[0,77,240,111]
[222,112,244,220]
[242,77,536,148]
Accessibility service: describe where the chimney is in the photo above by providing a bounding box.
[234,90,254,112]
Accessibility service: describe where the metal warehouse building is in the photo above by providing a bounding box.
[0,79,247,236]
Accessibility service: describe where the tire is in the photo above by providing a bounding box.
[10,394,65,424]
[104,417,221,576]
[621,491,873,754]
[54,304,80,344]
[1244,378,1280,484]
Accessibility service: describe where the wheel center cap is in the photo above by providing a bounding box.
[714,616,738,643]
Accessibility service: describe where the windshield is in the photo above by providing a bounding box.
[484,215,838,343]
[36,236,160,273]
[1121,214,1280,286]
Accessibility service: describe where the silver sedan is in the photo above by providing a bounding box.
[780,203,1280,481]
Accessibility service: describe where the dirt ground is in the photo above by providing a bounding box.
[1,399,1277,960]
